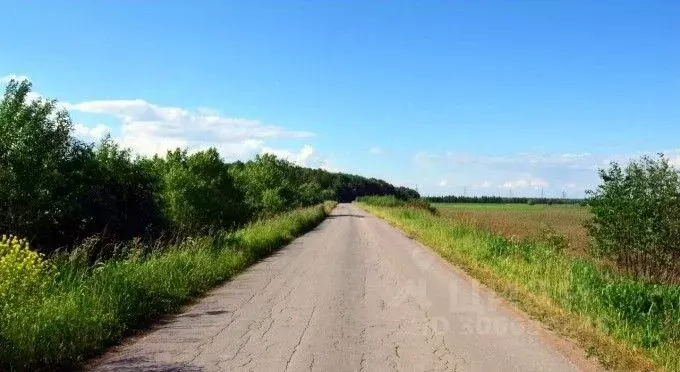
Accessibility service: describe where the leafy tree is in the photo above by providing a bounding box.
[154,148,246,233]
[586,154,680,281]
[79,137,162,241]
[0,79,92,248]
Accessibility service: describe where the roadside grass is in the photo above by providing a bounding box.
[434,203,591,254]
[358,203,680,371]
[0,201,336,371]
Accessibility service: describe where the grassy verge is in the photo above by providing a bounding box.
[0,201,336,370]
[358,203,679,371]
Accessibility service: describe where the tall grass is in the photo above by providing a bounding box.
[0,201,336,370]
[358,203,680,371]
[357,195,438,214]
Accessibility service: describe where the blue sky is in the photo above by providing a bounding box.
[1,1,678,196]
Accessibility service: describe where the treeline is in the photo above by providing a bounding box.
[426,195,584,205]
[0,79,417,253]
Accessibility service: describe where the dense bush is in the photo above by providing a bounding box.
[0,80,93,249]
[357,195,437,214]
[586,154,680,282]
[0,79,416,253]
[143,148,247,233]
[356,195,406,207]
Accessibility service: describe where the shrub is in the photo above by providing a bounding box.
[356,195,406,207]
[0,235,51,310]
[358,195,437,214]
[586,154,680,282]
[150,148,247,233]
[406,198,439,215]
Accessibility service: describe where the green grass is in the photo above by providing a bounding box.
[0,201,336,370]
[358,203,680,371]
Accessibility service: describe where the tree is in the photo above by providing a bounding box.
[586,154,680,281]
[0,79,92,248]
[0,79,417,252]
[155,148,246,233]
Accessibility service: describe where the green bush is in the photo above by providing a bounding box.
[145,148,247,233]
[586,154,680,282]
[356,195,406,207]
[357,195,437,214]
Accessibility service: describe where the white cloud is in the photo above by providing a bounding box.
[413,151,439,168]
[73,123,110,140]
[478,181,492,188]
[501,178,549,190]
[434,151,595,170]
[438,179,448,187]
[1,74,29,83]
[261,145,316,166]
[369,146,383,155]
[318,159,343,173]
[65,98,314,158]
[195,106,221,116]
[666,152,680,168]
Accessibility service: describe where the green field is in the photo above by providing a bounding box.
[434,203,591,254]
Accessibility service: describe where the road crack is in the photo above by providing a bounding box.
[284,305,317,372]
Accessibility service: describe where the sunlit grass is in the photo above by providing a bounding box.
[359,203,679,371]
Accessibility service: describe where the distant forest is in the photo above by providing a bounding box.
[425,195,585,205]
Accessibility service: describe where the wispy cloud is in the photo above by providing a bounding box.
[369,146,383,155]
[436,151,595,170]
[500,178,549,190]
[261,145,316,166]
[73,123,111,140]
[65,98,314,159]
[0,74,29,83]
[413,150,602,196]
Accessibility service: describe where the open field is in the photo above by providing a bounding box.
[434,203,591,254]
[359,200,680,371]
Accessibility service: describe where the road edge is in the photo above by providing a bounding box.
[355,202,655,372]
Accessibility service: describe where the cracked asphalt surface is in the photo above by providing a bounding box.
[90,203,590,371]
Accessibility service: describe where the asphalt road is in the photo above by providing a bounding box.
[90,203,596,372]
